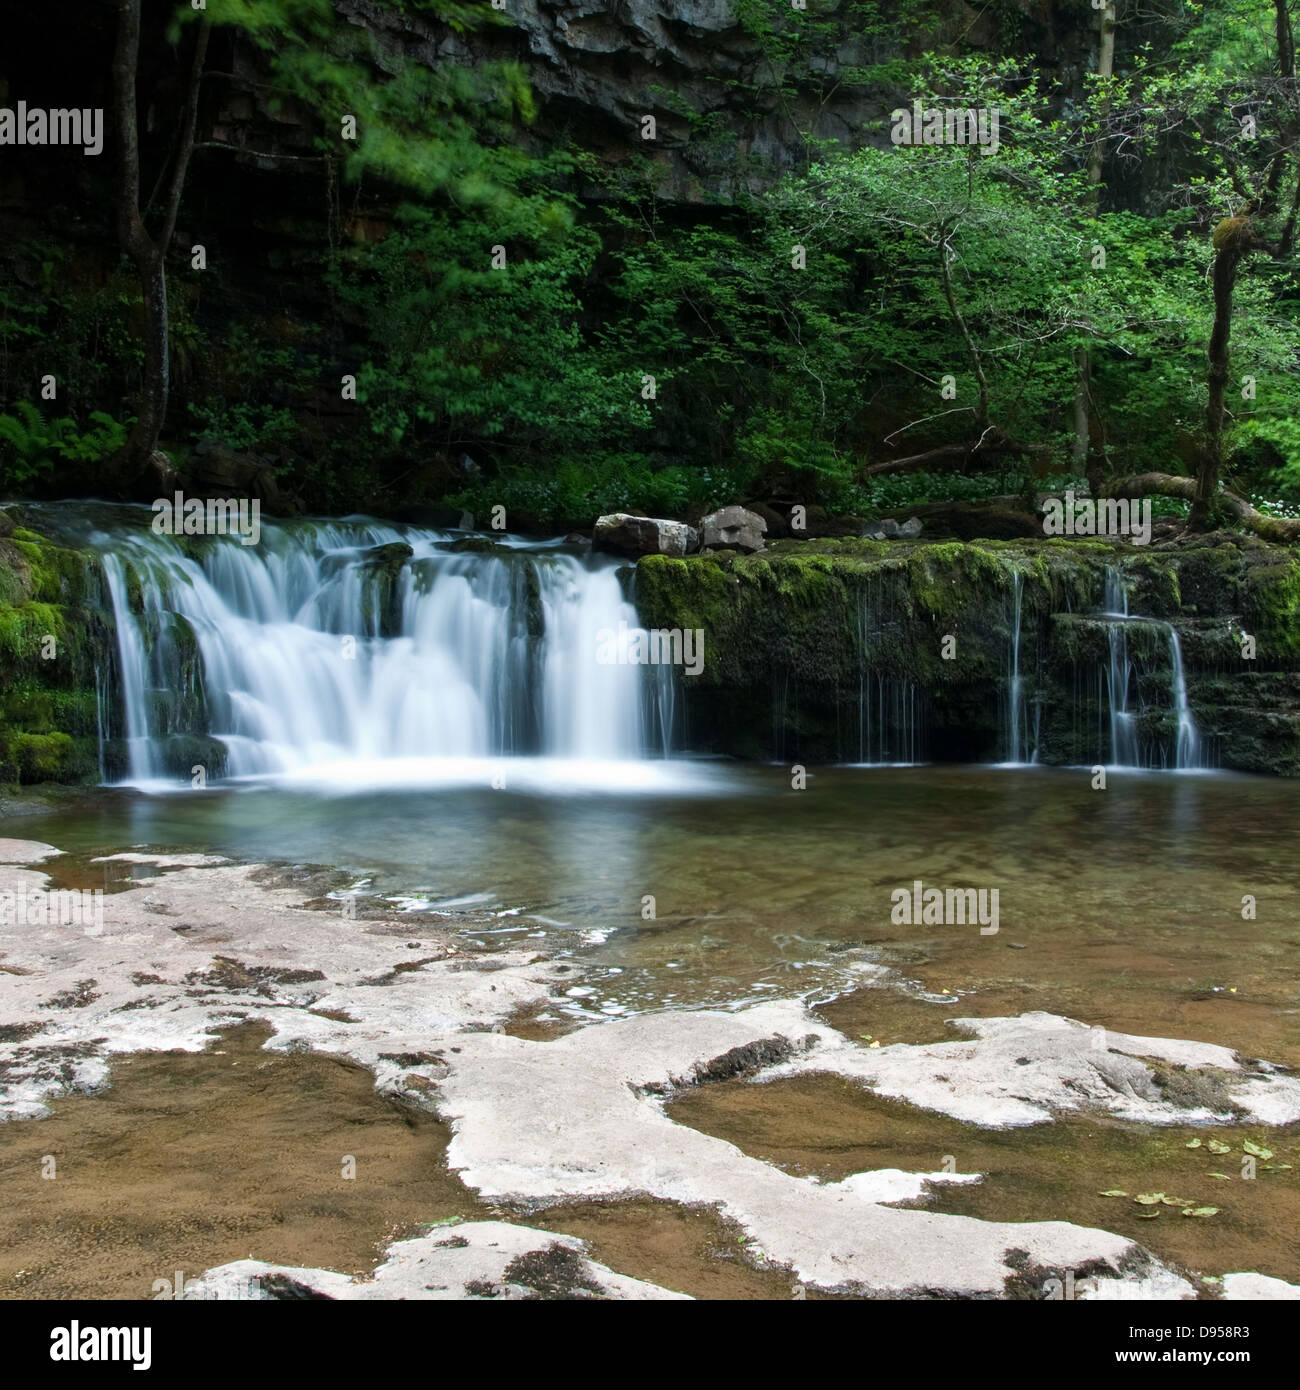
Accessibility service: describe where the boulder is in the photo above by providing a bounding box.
[444,536,503,554]
[743,501,790,539]
[593,513,698,558]
[185,439,279,504]
[701,505,767,553]
[860,516,924,541]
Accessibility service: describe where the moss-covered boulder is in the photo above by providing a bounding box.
[0,517,118,785]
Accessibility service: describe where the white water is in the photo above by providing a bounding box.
[1002,570,1038,765]
[96,520,674,785]
[1099,568,1202,769]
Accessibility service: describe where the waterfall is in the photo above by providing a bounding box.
[1003,570,1035,764]
[1101,569,1141,766]
[1167,625,1201,768]
[91,518,668,784]
[852,592,921,764]
[1098,567,1201,769]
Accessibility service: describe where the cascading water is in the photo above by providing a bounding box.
[851,591,921,764]
[1101,568,1141,766]
[1167,625,1201,768]
[1098,567,1202,769]
[1002,570,1037,765]
[93,517,673,785]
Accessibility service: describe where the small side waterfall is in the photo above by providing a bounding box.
[1098,567,1202,769]
[93,518,672,783]
[852,591,921,764]
[1168,625,1200,768]
[1101,569,1141,766]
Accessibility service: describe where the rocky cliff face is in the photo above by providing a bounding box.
[211,0,1090,203]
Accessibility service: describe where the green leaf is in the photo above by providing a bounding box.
[1181,1207,1219,1218]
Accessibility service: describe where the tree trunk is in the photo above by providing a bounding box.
[109,0,209,494]
[122,248,170,486]
[1071,345,1090,477]
[1193,243,1242,530]
[1108,471,1300,541]
[1073,3,1116,490]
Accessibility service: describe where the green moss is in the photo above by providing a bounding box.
[0,602,66,662]
[1245,553,1300,665]
[630,535,1300,768]
[907,542,1011,621]
[0,730,99,783]
[10,528,95,604]
[0,521,114,785]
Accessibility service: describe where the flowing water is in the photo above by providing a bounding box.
[8,508,1299,1293]
[18,764,1300,1065]
[1098,567,1202,771]
[10,508,1269,1042]
[90,515,671,784]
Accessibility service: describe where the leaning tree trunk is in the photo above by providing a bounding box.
[1193,242,1243,530]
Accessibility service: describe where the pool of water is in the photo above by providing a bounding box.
[13,763,1300,1064]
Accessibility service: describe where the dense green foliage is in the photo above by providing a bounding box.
[1,0,1297,528]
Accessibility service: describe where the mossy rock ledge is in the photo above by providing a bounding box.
[0,519,123,784]
[632,536,1300,773]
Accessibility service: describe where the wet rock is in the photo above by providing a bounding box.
[434,1002,1196,1297]
[190,1221,690,1300]
[1221,1272,1300,1300]
[701,505,767,553]
[770,1011,1300,1129]
[443,536,502,554]
[593,513,698,558]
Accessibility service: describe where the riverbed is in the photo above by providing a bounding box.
[3,764,1298,1299]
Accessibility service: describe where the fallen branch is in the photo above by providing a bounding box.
[1106,472,1300,542]
[863,429,1049,477]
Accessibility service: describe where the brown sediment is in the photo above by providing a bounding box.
[816,957,1300,1073]
[0,1023,469,1300]
[525,1198,834,1300]
[667,1071,1300,1287]
[0,1018,818,1303]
